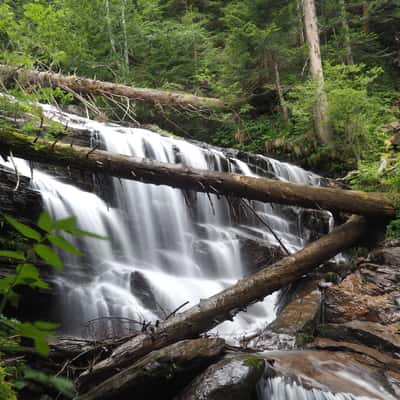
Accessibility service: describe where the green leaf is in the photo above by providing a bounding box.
[15,264,49,289]
[0,276,16,291]
[34,244,63,270]
[23,368,75,398]
[37,211,53,233]
[47,235,82,255]
[0,250,25,260]
[3,320,54,356]
[53,217,77,232]
[4,215,42,241]
[33,321,59,330]
[70,228,108,240]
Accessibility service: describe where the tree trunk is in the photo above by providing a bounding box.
[296,0,306,46]
[0,65,228,111]
[302,0,332,143]
[0,128,396,218]
[77,216,369,391]
[362,2,369,33]
[120,0,129,68]
[339,0,354,65]
[273,60,289,125]
[104,0,117,55]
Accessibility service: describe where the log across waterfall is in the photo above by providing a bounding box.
[0,126,396,218]
[77,216,368,394]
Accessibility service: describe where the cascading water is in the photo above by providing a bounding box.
[259,377,385,400]
[2,105,386,400]
[21,105,324,339]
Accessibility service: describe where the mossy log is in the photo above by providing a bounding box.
[78,338,225,400]
[0,129,396,218]
[0,65,229,111]
[77,216,368,391]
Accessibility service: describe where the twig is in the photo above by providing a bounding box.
[241,199,290,255]
[165,301,190,320]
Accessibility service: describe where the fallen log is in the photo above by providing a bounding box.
[79,338,225,400]
[77,216,368,391]
[0,129,396,218]
[0,65,229,111]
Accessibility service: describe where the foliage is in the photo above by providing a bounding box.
[0,363,16,400]
[0,211,106,397]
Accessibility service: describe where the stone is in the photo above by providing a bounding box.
[270,288,321,340]
[307,337,400,372]
[176,355,265,400]
[317,320,400,353]
[369,247,400,267]
[325,262,400,324]
[261,350,398,400]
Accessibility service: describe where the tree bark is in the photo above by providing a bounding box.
[104,0,117,55]
[302,0,332,143]
[273,60,289,125]
[77,216,369,391]
[339,0,354,65]
[79,338,225,400]
[0,65,228,111]
[120,0,129,68]
[0,128,396,218]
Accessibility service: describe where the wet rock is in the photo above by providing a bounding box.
[79,338,226,400]
[0,165,42,222]
[270,288,321,345]
[176,355,265,400]
[325,260,400,324]
[239,238,285,272]
[317,320,400,353]
[369,246,400,266]
[308,337,400,370]
[261,350,398,400]
[130,270,164,318]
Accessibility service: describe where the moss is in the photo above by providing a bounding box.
[241,355,265,371]
[326,272,338,283]
[296,333,314,348]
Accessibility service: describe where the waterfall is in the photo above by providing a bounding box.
[0,105,325,339]
[2,105,388,400]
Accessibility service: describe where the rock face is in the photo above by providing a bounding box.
[325,242,400,325]
[176,355,265,400]
[0,165,42,222]
[269,285,321,346]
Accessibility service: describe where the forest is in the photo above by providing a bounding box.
[0,0,399,399]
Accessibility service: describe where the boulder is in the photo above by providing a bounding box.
[325,256,400,324]
[269,287,321,346]
[176,355,265,400]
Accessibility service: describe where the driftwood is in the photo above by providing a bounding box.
[0,65,228,111]
[77,216,368,391]
[0,129,396,218]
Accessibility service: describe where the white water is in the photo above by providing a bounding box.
[2,105,388,400]
[1,104,327,339]
[3,105,323,339]
[259,377,381,400]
